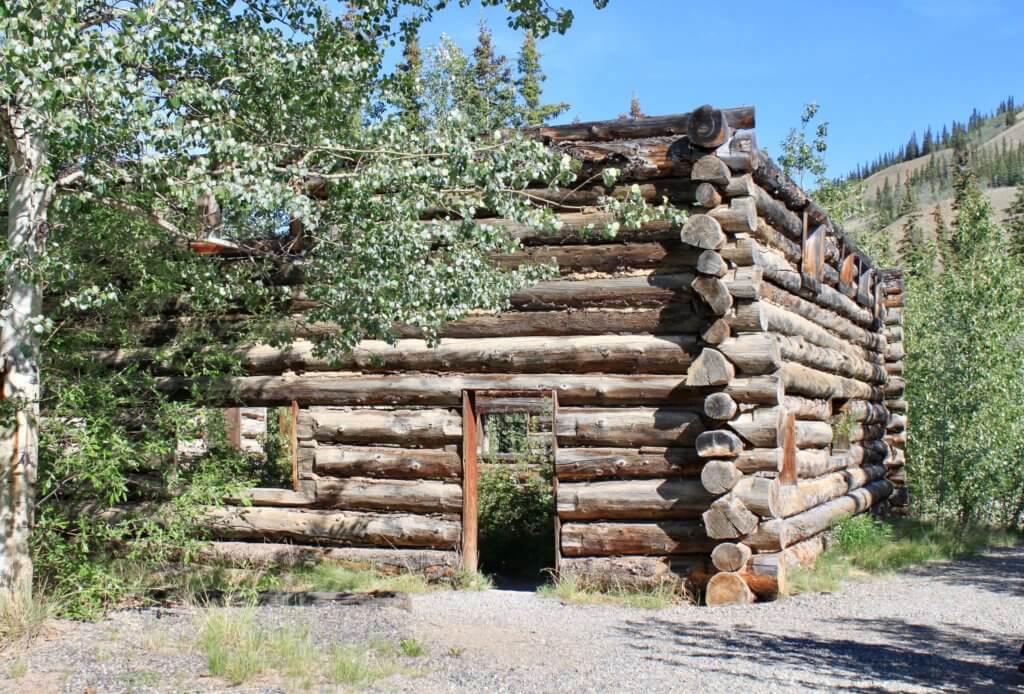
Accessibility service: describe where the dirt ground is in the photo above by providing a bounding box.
[3,544,1023,693]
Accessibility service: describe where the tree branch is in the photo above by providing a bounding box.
[76,191,192,246]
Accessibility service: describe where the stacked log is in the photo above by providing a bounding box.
[160,104,903,597]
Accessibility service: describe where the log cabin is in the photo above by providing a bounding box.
[183,105,909,605]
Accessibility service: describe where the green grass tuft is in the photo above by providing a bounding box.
[0,586,58,649]
[537,574,689,609]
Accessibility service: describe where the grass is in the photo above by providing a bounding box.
[195,607,419,688]
[282,563,435,594]
[537,574,689,609]
[0,586,59,649]
[6,659,27,680]
[787,515,1022,595]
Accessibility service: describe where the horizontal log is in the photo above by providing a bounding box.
[493,241,700,274]
[760,282,886,353]
[527,106,755,143]
[838,400,889,424]
[743,479,893,551]
[299,408,462,446]
[226,488,314,507]
[511,273,696,309]
[517,178,701,210]
[769,464,888,518]
[198,541,458,576]
[560,520,715,556]
[314,446,461,479]
[717,334,782,374]
[203,506,461,549]
[554,136,694,181]
[314,478,462,514]
[557,478,715,520]
[398,307,703,338]
[783,396,831,421]
[241,334,701,376]
[555,447,703,481]
[559,555,712,589]
[775,334,886,384]
[734,447,829,475]
[557,408,705,447]
[728,407,832,448]
[779,363,883,401]
[685,348,734,386]
[224,373,711,408]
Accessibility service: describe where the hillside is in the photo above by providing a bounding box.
[845,108,1024,255]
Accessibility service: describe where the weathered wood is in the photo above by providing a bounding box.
[838,400,889,424]
[691,155,731,185]
[493,241,701,274]
[740,464,888,519]
[706,571,755,606]
[527,106,755,143]
[701,460,742,495]
[557,478,715,520]
[704,392,738,420]
[680,214,726,250]
[779,362,882,401]
[314,477,463,514]
[685,348,734,386]
[555,447,703,481]
[560,520,714,556]
[691,276,733,315]
[717,334,782,374]
[696,250,726,276]
[710,542,752,573]
[512,178,700,210]
[512,273,699,309]
[742,551,786,598]
[300,408,462,446]
[556,408,705,447]
[760,282,886,353]
[734,448,830,476]
[314,446,461,479]
[775,334,886,384]
[728,407,833,448]
[688,105,737,148]
[743,479,893,551]
[553,137,694,181]
[724,174,757,198]
[724,375,784,405]
[558,555,711,589]
[696,429,744,458]
[203,506,461,549]
[695,182,722,209]
[461,391,479,573]
[198,541,459,575]
[752,300,881,363]
[226,488,314,507]
[703,494,759,539]
[228,373,714,408]
[241,334,700,376]
[396,307,704,338]
[709,197,758,233]
[783,396,831,421]
[701,318,731,345]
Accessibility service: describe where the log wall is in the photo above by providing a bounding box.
[186,104,906,600]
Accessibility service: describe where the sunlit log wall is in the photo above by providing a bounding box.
[195,105,907,602]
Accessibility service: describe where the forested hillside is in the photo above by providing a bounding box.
[844,97,1024,257]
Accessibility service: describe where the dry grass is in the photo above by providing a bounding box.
[0,587,59,649]
[537,574,690,609]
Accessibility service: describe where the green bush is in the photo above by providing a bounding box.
[478,465,554,577]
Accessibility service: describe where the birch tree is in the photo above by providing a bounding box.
[0,0,621,595]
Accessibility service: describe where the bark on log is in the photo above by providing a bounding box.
[199,541,458,576]
[717,334,782,374]
[493,241,701,274]
[299,408,462,446]
[760,283,886,353]
[203,506,461,549]
[779,363,882,401]
[314,446,462,480]
[558,555,711,589]
[314,478,463,514]
[783,396,832,421]
[555,447,703,481]
[397,307,704,338]
[527,106,755,143]
[775,334,886,384]
[734,448,830,475]
[560,520,715,556]
[556,407,705,447]
[510,274,698,310]
[728,407,833,448]
[557,478,715,520]
[742,479,893,550]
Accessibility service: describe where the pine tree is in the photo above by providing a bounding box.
[629,92,644,119]
[951,141,976,214]
[515,30,568,126]
[898,180,916,216]
[898,204,922,264]
[397,31,425,130]
[1005,183,1024,256]
[470,21,516,130]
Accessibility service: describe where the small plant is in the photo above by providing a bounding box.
[829,412,856,450]
[446,646,464,657]
[537,573,689,609]
[6,659,27,680]
[286,563,434,594]
[325,644,403,688]
[399,638,426,657]
[0,587,58,648]
[453,567,494,591]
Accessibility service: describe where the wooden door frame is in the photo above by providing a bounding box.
[459,389,559,574]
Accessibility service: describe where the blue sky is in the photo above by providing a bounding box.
[409,0,1022,178]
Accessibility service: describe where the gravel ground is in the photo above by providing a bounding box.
[3,545,1023,693]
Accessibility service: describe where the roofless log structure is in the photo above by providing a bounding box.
[142,105,910,605]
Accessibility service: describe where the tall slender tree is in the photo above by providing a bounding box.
[515,31,568,126]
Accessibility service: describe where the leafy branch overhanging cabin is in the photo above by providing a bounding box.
[181,105,910,606]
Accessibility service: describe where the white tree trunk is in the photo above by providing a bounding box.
[0,111,46,594]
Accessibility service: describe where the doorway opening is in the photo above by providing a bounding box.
[469,392,557,589]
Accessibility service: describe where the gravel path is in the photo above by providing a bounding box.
[3,545,1023,693]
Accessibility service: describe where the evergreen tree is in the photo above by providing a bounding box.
[470,21,516,130]
[516,31,568,126]
[898,180,916,216]
[1005,183,1024,256]
[396,31,425,130]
